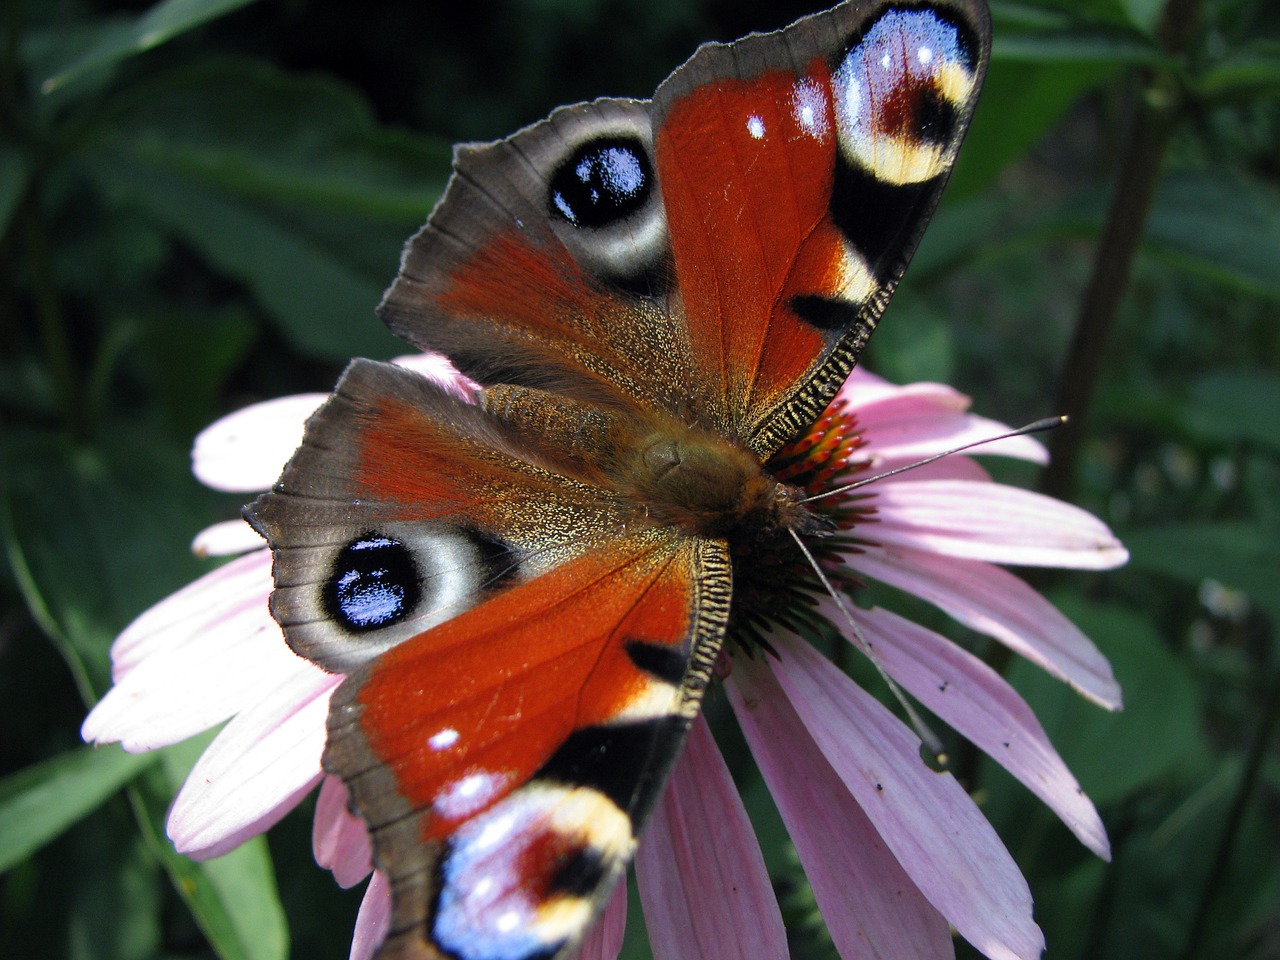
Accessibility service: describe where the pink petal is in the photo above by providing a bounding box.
[765,633,1044,960]
[635,715,786,960]
[566,881,626,960]
[390,351,477,398]
[313,776,373,888]
[841,373,963,411]
[105,549,272,677]
[192,393,327,493]
[82,552,308,751]
[168,667,340,859]
[852,388,1047,466]
[192,519,266,558]
[847,546,1121,709]
[350,871,392,960]
[851,607,1110,858]
[866,479,1128,569]
[727,664,953,960]
[852,454,991,484]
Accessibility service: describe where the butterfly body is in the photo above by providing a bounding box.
[245,2,990,958]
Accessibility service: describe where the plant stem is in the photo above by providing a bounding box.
[1040,0,1204,503]
[1176,664,1280,960]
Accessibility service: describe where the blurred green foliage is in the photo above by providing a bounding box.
[1,0,1277,958]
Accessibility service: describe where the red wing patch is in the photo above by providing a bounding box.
[656,61,847,434]
[324,532,730,960]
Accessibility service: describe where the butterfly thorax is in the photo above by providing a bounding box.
[620,425,821,546]
[483,383,820,545]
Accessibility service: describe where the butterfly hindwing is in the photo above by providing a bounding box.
[326,532,730,960]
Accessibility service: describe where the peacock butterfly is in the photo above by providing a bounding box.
[245,2,991,958]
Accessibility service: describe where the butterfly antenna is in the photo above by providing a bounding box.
[800,415,1066,506]
[787,528,947,764]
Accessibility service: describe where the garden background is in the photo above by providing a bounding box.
[1,0,1277,957]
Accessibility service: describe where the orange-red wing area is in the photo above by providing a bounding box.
[655,61,845,435]
[329,531,726,843]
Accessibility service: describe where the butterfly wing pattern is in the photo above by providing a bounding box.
[246,2,990,958]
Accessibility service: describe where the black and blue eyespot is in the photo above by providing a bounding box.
[549,137,652,229]
[324,534,420,632]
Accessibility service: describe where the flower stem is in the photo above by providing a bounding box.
[1040,0,1203,503]
[1176,664,1280,960]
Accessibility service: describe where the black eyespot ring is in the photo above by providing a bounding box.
[549,136,652,229]
[324,534,420,632]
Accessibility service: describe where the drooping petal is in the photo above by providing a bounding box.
[351,871,393,960]
[82,553,308,751]
[168,667,339,859]
[847,545,1121,709]
[567,881,627,960]
[192,520,266,558]
[192,393,328,493]
[313,776,374,888]
[765,633,1045,960]
[850,606,1110,858]
[635,714,786,960]
[727,658,953,960]
[866,479,1128,569]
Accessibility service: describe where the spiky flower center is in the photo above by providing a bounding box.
[727,396,878,650]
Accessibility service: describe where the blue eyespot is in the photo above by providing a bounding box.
[550,137,651,228]
[325,535,420,632]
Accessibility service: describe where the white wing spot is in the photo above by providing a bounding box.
[428,728,460,750]
[746,115,766,139]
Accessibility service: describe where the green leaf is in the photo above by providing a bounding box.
[1007,597,1209,805]
[123,736,290,960]
[1183,369,1280,452]
[85,59,451,362]
[42,0,264,93]
[947,59,1115,198]
[0,745,157,874]
[1197,45,1280,100]
[1114,0,1164,35]
[992,29,1164,66]
[1,426,221,688]
[1124,522,1280,621]
[1145,173,1280,301]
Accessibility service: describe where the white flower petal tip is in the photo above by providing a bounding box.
[167,668,339,858]
[391,352,476,397]
[82,551,312,752]
[192,519,265,558]
[192,393,327,493]
[869,480,1129,570]
[351,871,393,960]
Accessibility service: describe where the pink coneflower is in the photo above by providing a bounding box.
[83,353,1125,960]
